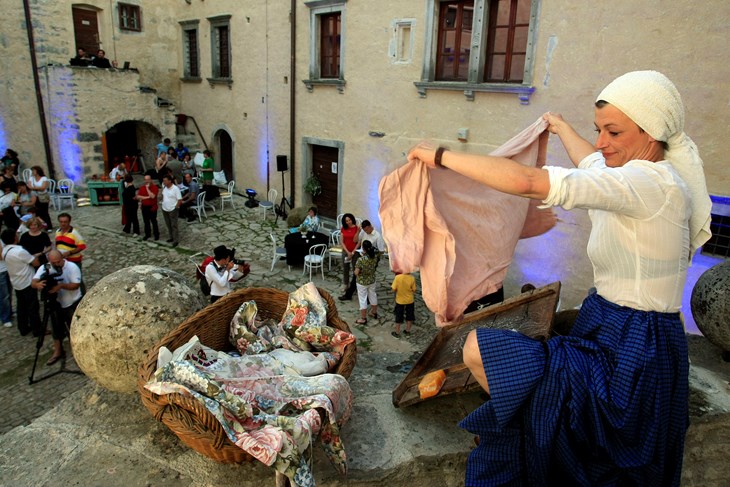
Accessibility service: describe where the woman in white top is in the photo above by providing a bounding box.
[26,165,53,231]
[408,71,711,486]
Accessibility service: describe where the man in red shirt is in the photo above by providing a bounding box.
[136,173,160,241]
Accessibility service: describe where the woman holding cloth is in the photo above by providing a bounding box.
[408,71,711,486]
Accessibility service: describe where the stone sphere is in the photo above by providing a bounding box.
[691,260,730,352]
[71,265,206,393]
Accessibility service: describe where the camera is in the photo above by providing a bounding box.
[229,247,245,266]
[38,263,62,301]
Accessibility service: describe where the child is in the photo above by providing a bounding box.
[354,240,379,324]
[391,270,416,337]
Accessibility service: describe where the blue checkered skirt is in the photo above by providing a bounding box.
[459,293,688,486]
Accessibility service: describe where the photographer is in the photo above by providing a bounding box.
[31,250,81,365]
[1,228,41,336]
[205,245,249,304]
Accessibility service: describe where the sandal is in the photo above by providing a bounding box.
[355,318,367,325]
[368,313,379,319]
[403,330,411,336]
[46,353,65,366]
[391,331,400,338]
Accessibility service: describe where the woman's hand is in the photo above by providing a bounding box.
[407,142,439,169]
[542,112,568,135]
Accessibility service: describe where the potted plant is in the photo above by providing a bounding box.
[304,173,322,197]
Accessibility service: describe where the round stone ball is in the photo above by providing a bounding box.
[691,260,730,352]
[71,265,206,393]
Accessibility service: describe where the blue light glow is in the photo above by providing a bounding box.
[47,70,83,183]
[0,114,7,153]
[365,155,385,228]
[257,131,269,192]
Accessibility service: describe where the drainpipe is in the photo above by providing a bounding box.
[22,0,56,180]
[289,0,296,204]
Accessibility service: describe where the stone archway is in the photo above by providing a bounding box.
[104,120,160,174]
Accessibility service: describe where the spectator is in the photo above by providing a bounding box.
[70,47,92,66]
[155,151,171,184]
[1,166,18,193]
[180,152,195,177]
[91,49,113,69]
[339,219,385,301]
[179,173,199,222]
[160,174,182,247]
[390,270,417,337]
[199,150,214,185]
[1,228,41,336]
[55,213,86,271]
[0,182,20,231]
[1,149,19,174]
[156,138,172,158]
[0,237,12,328]
[26,166,53,231]
[300,207,321,232]
[32,250,82,365]
[18,216,51,268]
[205,245,247,304]
[122,174,140,236]
[354,240,380,324]
[136,173,160,241]
[14,182,36,217]
[176,142,190,161]
[109,160,128,181]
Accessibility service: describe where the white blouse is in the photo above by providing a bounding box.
[542,152,691,312]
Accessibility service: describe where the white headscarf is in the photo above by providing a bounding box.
[597,70,712,255]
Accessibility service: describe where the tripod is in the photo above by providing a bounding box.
[28,293,82,385]
[274,170,293,223]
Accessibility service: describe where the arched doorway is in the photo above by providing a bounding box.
[104,121,160,174]
[215,129,233,180]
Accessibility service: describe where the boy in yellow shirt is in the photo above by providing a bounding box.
[391,271,416,337]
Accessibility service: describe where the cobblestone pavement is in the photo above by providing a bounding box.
[0,194,434,434]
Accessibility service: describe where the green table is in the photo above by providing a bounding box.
[87,180,123,205]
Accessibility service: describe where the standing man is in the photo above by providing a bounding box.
[200,150,214,185]
[156,137,172,158]
[339,219,385,301]
[31,250,82,365]
[136,173,160,241]
[1,229,41,336]
[205,245,247,304]
[55,213,86,271]
[122,174,140,236]
[161,174,182,247]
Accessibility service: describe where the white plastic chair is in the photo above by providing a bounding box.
[22,168,32,183]
[219,180,235,210]
[55,179,75,210]
[45,179,57,210]
[328,229,344,270]
[335,213,345,229]
[190,191,207,222]
[269,233,290,271]
[259,188,277,220]
[303,243,327,280]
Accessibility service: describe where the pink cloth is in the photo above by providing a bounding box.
[378,118,555,325]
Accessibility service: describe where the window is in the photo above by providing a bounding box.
[391,19,415,64]
[118,3,141,32]
[304,0,347,93]
[208,15,232,85]
[319,13,341,78]
[417,0,539,103]
[179,20,200,80]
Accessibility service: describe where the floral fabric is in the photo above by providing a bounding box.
[355,253,379,286]
[147,284,356,487]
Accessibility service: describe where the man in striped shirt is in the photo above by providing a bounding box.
[55,213,86,271]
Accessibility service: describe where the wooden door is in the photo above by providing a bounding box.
[310,145,339,220]
[73,7,100,53]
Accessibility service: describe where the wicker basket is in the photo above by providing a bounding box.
[137,287,357,464]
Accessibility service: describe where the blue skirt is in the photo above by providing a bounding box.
[459,293,688,486]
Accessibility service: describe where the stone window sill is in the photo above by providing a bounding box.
[303,78,346,94]
[181,77,202,83]
[413,81,535,104]
[207,77,233,88]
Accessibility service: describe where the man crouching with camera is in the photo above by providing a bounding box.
[31,250,82,365]
[205,245,250,304]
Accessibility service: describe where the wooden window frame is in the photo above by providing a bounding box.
[118,3,142,32]
[435,1,474,81]
[303,0,347,93]
[484,0,532,83]
[416,0,539,103]
[207,15,232,87]
[179,20,201,81]
[319,12,341,79]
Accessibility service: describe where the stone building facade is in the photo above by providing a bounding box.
[1,0,728,314]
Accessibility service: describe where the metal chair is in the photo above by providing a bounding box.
[269,233,290,271]
[328,229,344,270]
[259,189,277,220]
[55,179,75,210]
[302,243,327,281]
[190,191,207,222]
[219,180,235,210]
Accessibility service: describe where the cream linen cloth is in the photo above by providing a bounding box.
[379,118,555,325]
